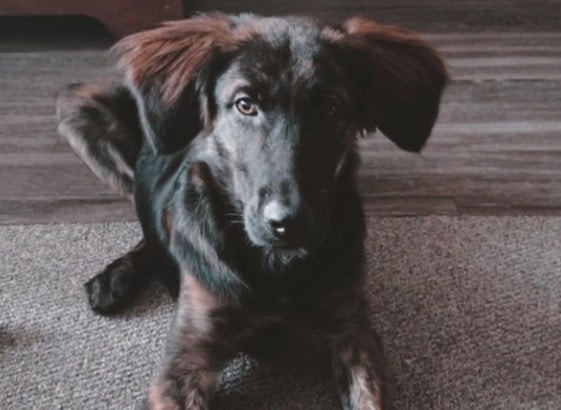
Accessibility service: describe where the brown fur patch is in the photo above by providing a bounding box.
[162,207,174,241]
[189,162,213,192]
[72,83,102,100]
[183,274,219,319]
[114,14,256,106]
[338,17,448,89]
[148,382,181,410]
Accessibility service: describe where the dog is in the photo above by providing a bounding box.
[56,13,447,409]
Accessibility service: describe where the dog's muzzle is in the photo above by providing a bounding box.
[244,197,316,250]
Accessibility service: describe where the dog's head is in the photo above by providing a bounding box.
[115,14,447,256]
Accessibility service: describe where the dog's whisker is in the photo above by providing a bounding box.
[224,221,244,232]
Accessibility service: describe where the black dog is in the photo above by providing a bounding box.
[56,13,447,409]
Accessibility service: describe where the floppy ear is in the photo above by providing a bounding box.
[330,18,448,152]
[113,14,245,153]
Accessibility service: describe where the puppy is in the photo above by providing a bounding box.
[56,13,447,409]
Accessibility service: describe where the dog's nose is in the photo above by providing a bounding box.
[263,200,292,238]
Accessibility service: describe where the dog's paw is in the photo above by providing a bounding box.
[84,257,138,314]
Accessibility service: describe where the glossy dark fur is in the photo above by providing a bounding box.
[56,13,447,410]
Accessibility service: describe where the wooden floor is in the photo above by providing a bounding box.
[1,3,561,224]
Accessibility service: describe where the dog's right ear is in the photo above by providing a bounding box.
[113,14,244,153]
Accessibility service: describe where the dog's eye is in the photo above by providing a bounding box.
[235,97,258,116]
[318,99,341,119]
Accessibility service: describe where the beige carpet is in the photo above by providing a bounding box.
[1,217,560,409]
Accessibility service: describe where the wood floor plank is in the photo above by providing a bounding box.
[183,0,561,32]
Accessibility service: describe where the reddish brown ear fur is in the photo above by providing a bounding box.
[114,13,241,106]
[335,18,448,152]
[112,14,252,152]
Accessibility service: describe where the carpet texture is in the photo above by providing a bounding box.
[1,217,560,409]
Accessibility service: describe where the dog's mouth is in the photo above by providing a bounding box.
[267,238,309,256]
[263,244,310,269]
[248,222,314,268]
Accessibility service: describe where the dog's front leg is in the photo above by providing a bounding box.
[324,292,386,410]
[147,348,217,410]
[146,274,239,410]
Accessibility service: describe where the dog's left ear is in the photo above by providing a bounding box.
[328,18,448,152]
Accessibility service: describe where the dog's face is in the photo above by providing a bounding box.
[209,27,357,252]
[115,14,447,255]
